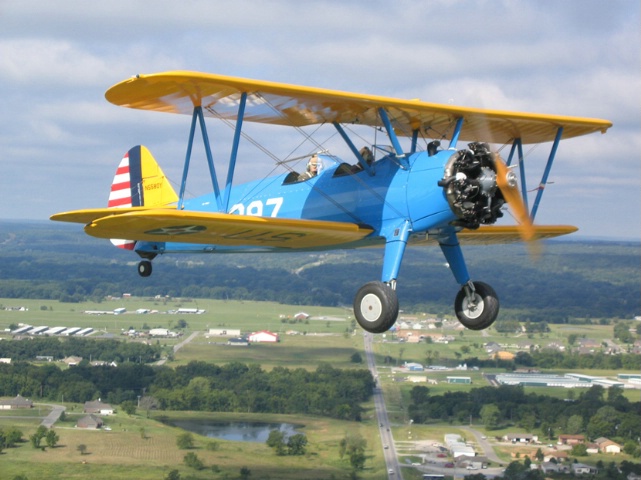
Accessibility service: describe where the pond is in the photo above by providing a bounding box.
[171,420,302,443]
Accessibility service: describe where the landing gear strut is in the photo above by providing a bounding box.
[137,260,153,277]
[353,281,399,333]
[454,281,499,330]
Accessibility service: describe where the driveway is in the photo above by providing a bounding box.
[37,403,66,428]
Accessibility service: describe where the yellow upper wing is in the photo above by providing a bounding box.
[105,71,612,145]
[53,209,374,249]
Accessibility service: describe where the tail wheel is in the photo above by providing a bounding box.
[354,281,399,333]
[455,281,499,330]
[138,260,153,278]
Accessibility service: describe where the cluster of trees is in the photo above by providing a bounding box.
[150,361,374,421]
[408,384,640,452]
[0,362,158,404]
[452,351,641,372]
[2,222,639,321]
[0,426,23,453]
[29,425,59,450]
[0,337,162,364]
[266,429,308,456]
[0,360,374,421]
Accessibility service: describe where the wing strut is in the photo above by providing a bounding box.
[333,122,374,175]
[179,106,222,211]
[448,117,464,149]
[223,92,247,212]
[378,108,409,168]
[530,127,563,221]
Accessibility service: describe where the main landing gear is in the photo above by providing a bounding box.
[352,278,499,334]
[455,281,499,330]
[353,281,399,334]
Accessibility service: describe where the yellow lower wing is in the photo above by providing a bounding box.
[68,209,373,249]
[413,225,577,246]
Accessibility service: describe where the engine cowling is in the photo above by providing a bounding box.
[438,142,506,229]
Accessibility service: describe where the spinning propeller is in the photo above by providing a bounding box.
[493,154,536,242]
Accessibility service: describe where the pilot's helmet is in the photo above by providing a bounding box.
[307,155,322,173]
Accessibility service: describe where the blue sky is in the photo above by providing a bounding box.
[1,0,639,239]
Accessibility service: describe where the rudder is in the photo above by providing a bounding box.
[109,146,178,249]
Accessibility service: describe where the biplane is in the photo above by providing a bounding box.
[51,71,611,333]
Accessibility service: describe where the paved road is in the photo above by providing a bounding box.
[363,332,401,479]
[38,403,66,428]
[460,426,506,465]
[156,331,199,365]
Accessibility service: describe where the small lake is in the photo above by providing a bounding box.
[171,420,302,443]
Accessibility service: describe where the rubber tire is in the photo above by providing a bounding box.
[138,260,153,278]
[353,281,399,334]
[454,281,499,330]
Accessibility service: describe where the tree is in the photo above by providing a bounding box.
[339,433,367,472]
[535,447,544,462]
[239,466,251,479]
[176,432,194,450]
[287,433,308,455]
[183,452,204,470]
[77,444,88,455]
[566,414,584,434]
[165,470,181,480]
[45,429,59,449]
[30,426,48,449]
[480,404,501,430]
[570,443,588,456]
[121,400,137,415]
[350,352,363,364]
[266,429,286,455]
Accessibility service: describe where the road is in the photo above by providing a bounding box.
[363,332,401,479]
[156,331,199,365]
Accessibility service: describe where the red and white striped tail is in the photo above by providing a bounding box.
[108,152,136,250]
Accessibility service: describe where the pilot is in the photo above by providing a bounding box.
[351,146,374,173]
[298,155,321,181]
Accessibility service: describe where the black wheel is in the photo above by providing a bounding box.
[353,281,399,333]
[454,281,499,330]
[138,260,152,278]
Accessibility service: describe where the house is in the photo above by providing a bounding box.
[0,394,33,410]
[84,400,114,415]
[595,437,622,454]
[572,463,598,475]
[503,433,538,443]
[558,434,585,445]
[62,356,83,366]
[248,330,279,343]
[77,414,104,429]
[540,462,561,474]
